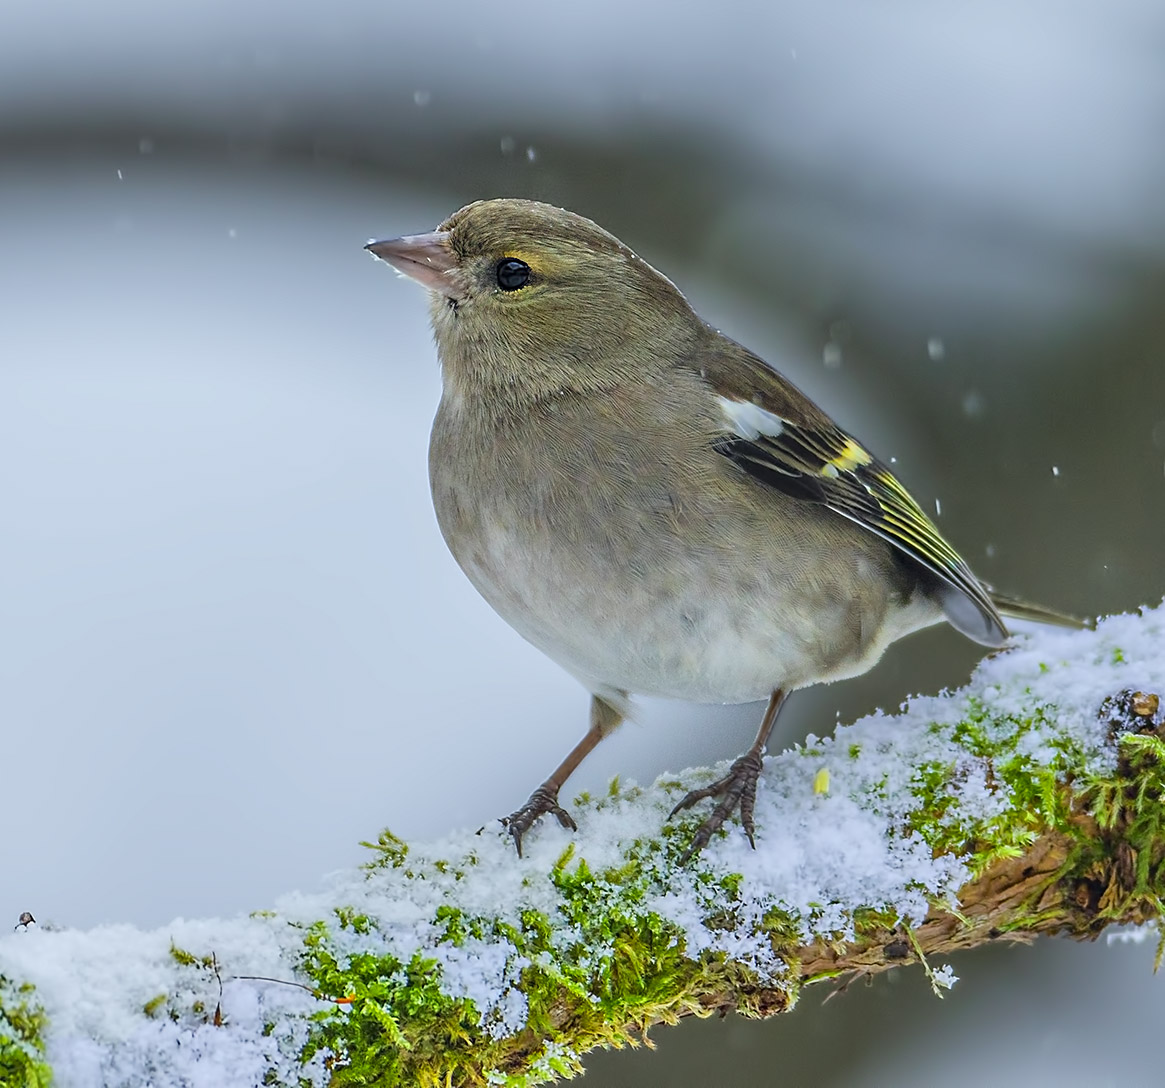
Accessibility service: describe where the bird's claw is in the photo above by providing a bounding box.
[669,750,765,862]
[501,783,577,857]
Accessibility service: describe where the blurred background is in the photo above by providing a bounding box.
[2,0,1163,1083]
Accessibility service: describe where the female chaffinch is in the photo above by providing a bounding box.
[368,199,1075,860]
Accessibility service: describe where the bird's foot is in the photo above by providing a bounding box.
[669,749,765,862]
[501,783,577,857]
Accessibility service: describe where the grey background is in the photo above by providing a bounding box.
[2,1,1163,1084]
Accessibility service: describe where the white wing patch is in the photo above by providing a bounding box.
[717,396,787,441]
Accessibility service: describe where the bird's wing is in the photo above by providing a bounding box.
[701,339,1008,647]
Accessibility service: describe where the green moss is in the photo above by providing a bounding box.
[294,817,792,1086]
[901,700,1089,886]
[299,837,882,1076]
[0,975,52,1088]
[1069,731,1165,923]
[169,940,216,970]
[359,829,410,871]
[277,680,1165,1086]
[299,910,575,1086]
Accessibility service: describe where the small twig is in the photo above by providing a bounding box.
[231,974,355,1004]
[210,952,225,1027]
[904,926,956,998]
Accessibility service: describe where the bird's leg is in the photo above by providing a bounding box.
[502,693,625,856]
[670,688,789,862]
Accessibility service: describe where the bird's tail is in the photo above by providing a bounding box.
[987,587,1089,631]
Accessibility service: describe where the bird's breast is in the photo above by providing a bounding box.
[427,391,939,703]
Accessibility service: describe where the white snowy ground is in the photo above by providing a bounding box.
[2,605,1161,1087]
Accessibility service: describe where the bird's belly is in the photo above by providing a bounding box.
[443,506,937,704]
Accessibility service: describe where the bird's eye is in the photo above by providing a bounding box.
[495,258,531,291]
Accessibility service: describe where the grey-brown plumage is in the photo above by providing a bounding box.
[367,198,1078,859]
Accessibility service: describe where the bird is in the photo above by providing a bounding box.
[366,198,1077,861]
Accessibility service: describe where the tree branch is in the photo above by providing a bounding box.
[1,606,1163,1088]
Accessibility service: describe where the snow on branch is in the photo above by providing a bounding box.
[2,605,1164,1087]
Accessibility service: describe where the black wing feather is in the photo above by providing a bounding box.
[714,424,1008,647]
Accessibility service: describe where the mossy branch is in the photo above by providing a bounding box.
[1,607,1163,1087]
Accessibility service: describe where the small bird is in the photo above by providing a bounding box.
[367,199,1075,860]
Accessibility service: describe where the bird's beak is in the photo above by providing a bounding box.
[365,231,460,296]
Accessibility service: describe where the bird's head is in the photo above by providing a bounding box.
[367,199,699,406]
